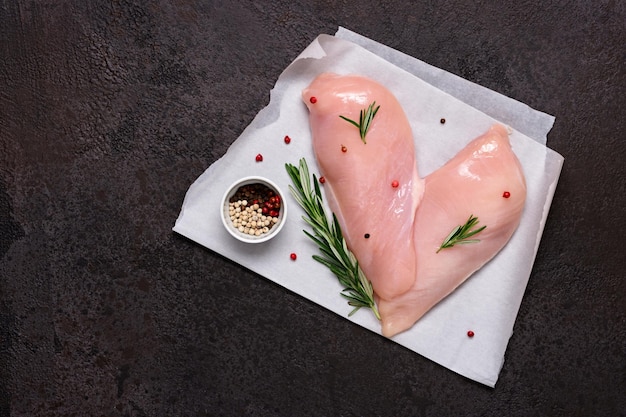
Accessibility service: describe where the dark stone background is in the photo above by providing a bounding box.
[1,1,624,416]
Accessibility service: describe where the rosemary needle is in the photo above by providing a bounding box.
[339,101,380,144]
[436,215,486,253]
[285,158,380,320]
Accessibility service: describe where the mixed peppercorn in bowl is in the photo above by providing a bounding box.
[221,176,287,243]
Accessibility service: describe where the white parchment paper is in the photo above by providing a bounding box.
[173,29,564,387]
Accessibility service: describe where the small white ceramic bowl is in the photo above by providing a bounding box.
[221,176,287,243]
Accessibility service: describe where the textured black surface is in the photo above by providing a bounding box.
[1,1,625,416]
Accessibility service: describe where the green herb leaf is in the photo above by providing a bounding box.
[339,101,380,144]
[436,215,487,253]
[285,158,380,320]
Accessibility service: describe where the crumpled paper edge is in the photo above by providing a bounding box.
[335,27,555,145]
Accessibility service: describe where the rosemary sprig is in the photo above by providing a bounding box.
[339,101,380,144]
[436,215,487,253]
[285,158,380,320]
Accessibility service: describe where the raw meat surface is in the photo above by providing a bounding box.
[302,73,424,300]
[303,74,526,338]
[378,124,527,337]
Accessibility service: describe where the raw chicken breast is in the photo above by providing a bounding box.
[302,73,424,300]
[378,124,527,337]
[302,74,525,337]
